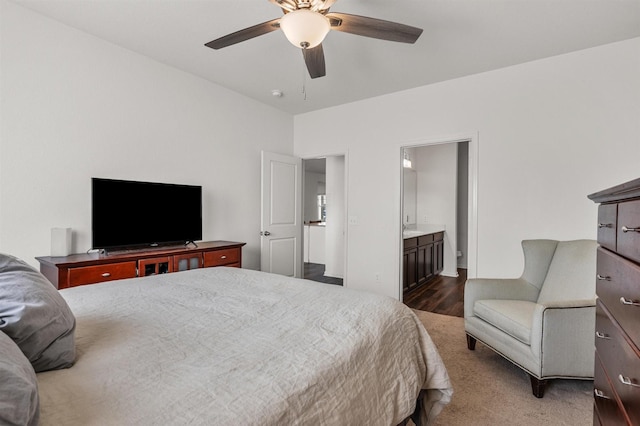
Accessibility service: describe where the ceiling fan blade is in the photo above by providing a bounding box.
[205,19,281,50]
[302,44,326,79]
[326,12,422,44]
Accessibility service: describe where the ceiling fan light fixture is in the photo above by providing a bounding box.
[279,9,330,49]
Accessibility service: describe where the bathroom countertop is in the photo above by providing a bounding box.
[402,225,445,239]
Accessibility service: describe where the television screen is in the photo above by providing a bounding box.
[92,178,202,251]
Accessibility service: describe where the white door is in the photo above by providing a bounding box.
[261,151,302,277]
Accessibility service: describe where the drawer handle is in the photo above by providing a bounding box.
[101,272,111,277]
[596,274,611,281]
[620,297,640,307]
[621,225,640,233]
[594,389,610,399]
[220,255,227,259]
[595,331,611,340]
[619,374,640,388]
[598,223,613,229]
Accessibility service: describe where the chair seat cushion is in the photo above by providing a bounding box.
[473,300,537,345]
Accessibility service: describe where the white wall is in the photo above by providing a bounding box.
[324,156,345,278]
[0,1,293,268]
[415,144,458,277]
[294,37,640,299]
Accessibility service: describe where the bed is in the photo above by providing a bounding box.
[1,255,452,426]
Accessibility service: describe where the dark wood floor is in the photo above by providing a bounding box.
[403,268,467,317]
[304,262,343,286]
[305,262,465,317]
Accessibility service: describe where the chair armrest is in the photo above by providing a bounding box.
[530,302,596,378]
[537,299,596,309]
[464,278,539,319]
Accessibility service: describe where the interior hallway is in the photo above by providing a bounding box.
[304,262,343,286]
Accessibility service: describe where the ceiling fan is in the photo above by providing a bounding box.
[204,0,423,79]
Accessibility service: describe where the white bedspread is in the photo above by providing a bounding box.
[37,267,452,425]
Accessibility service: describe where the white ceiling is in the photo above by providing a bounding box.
[11,0,640,115]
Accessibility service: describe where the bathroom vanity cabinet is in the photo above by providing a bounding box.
[403,231,444,293]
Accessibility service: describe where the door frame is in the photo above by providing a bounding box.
[301,151,349,287]
[399,133,478,301]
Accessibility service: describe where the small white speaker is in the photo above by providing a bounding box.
[51,228,72,256]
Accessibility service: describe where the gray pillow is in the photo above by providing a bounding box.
[0,330,40,426]
[0,253,76,372]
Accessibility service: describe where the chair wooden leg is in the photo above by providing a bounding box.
[530,375,547,398]
[466,334,476,350]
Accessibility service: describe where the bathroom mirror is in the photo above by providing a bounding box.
[403,168,417,225]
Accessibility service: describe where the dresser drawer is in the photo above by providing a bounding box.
[597,204,617,252]
[594,352,627,426]
[597,248,640,348]
[595,302,640,425]
[203,248,240,267]
[618,199,640,264]
[67,261,137,287]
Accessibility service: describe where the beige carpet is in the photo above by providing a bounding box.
[412,310,593,426]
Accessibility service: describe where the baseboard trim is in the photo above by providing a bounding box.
[323,271,343,279]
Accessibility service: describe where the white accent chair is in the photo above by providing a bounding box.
[464,239,597,397]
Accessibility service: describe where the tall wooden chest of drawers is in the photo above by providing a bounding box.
[589,178,640,425]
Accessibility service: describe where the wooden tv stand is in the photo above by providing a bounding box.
[36,241,245,289]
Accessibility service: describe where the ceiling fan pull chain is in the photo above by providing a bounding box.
[302,60,307,100]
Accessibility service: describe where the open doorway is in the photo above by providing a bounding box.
[400,137,477,315]
[302,156,346,286]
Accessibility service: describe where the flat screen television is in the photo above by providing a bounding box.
[92,178,202,251]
